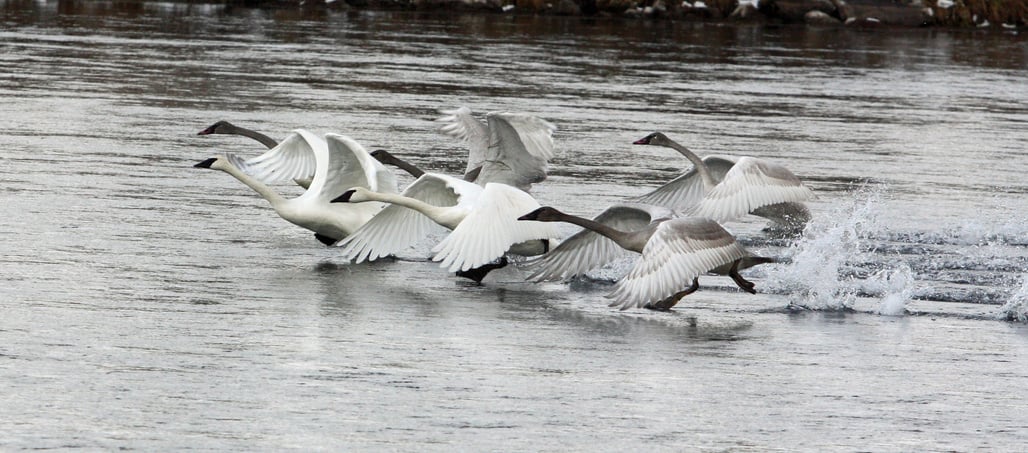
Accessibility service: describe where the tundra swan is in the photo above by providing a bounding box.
[333,174,560,282]
[518,205,769,310]
[194,131,397,245]
[630,132,814,230]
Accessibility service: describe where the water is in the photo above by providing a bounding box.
[2,1,1027,450]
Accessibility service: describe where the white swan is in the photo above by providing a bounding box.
[437,107,557,191]
[194,130,398,245]
[518,205,770,310]
[630,132,814,230]
[333,174,560,282]
[197,120,318,189]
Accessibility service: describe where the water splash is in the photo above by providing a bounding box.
[997,276,1028,323]
[868,265,915,316]
[764,187,892,311]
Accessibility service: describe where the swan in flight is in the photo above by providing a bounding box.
[630,132,814,230]
[518,204,770,310]
[333,174,560,282]
[194,130,398,245]
[437,107,557,192]
[198,120,279,150]
[197,120,423,187]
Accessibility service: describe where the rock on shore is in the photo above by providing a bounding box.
[314,0,1025,28]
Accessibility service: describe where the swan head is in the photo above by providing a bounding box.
[633,132,671,146]
[197,121,234,136]
[194,156,230,170]
[331,187,373,204]
[518,206,565,222]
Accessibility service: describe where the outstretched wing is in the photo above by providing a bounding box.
[226,129,319,184]
[473,112,557,192]
[628,155,736,212]
[606,217,749,310]
[688,157,815,223]
[432,183,560,272]
[336,173,478,263]
[307,133,398,202]
[436,107,489,176]
[520,203,672,282]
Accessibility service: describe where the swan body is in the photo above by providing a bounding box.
[519,205,761,310]
[335,175,560,275]
[437,107,557,191]
[631,132,814,228]
[194,130,398,244]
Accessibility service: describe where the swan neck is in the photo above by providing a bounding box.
[221,163,287,205]
[667,140,716,188]
[362,191,440,219]
[228,124,278,149]
[389,157,425,179]
[554,212,636,252]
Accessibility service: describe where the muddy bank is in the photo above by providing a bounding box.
[290,0,1024,29]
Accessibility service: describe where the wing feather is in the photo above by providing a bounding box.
[336,173,475,263]
[520,204,671,282]
[688,157,815,223]
[432,183,560,272]
[605,218,749,310]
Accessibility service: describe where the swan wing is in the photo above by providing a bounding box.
[521,203,672,282]
[314,134,398,201]
[336,173,476,263]
[628,155,736,211]
[229,129,319,184]
[432,183,560,272]
[606,217,749,310]
[436,107,489,176]
[688,157,815,223]
[473,112,557,192]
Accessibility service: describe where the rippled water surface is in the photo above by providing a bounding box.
[2,1,1027,450]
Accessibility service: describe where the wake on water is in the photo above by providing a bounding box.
[763,187,1027,322]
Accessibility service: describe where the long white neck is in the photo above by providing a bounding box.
[357,190,459,229]
[220,163,287,207]
[664,139,717,189]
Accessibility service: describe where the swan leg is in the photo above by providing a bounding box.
[455,257,509,283]
[728,259,757,294]
[645,277,700,311]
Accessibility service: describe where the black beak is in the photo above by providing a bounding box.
[194,158,217,168]
[632,137,651,145]
[331,190,356,203]
[197,125,217,135]
[518,208,543,221]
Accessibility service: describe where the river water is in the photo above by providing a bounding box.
[1,1,1027,450]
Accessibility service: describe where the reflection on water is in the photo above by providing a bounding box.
[1,1,1027,450]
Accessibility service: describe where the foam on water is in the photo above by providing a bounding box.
[867,264,916,316]
[997,276,1028,323]
[764,187,912,312]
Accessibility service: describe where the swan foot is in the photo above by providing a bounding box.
[728,259,757,294]
[645,277,700,311]
[314,233,339,246]
[455,257,509,283]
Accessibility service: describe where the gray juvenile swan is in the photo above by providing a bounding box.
[518,205,769,310]
[631,132,815,231]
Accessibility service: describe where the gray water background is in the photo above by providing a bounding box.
[1,1,1027,450]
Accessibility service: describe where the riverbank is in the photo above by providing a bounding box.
[291,0,1024,29]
